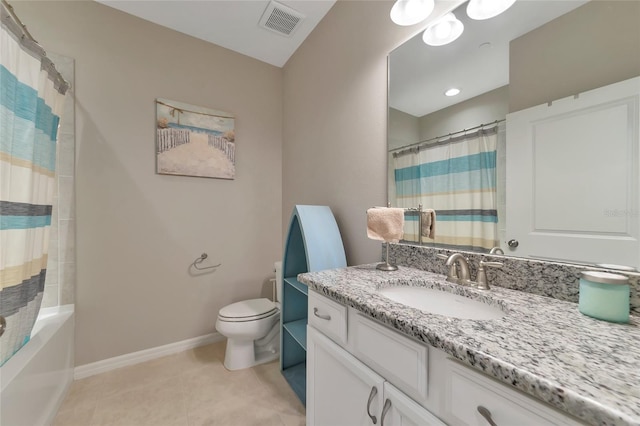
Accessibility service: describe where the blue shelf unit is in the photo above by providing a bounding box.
[281,205,347,406]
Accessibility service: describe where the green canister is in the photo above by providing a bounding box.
[579,271,630,323]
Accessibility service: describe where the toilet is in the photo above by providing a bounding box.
[215,261,282,370]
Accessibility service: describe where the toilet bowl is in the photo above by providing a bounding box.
[215,262,283,370]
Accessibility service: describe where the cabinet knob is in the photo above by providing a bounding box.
[366,386,378,424]
[507,239,519,248]
[313,307,331,321]
[477,406,498,426]
[380,399,392,426]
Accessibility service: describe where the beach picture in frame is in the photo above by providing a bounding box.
[156,98,235,179]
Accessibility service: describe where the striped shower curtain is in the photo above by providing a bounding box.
[0,7,67,365]
[393,126,499,252]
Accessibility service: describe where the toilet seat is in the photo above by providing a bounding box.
[218,298,278,323]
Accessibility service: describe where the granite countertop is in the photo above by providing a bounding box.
[298,264,640,426]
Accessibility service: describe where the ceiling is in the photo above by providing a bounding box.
[97,0,336,68]
[389,0,588,117]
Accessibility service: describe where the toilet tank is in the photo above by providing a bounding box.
[275,261,283,306]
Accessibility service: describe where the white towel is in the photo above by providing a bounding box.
[420,209,436,239]
[367,208,404,242]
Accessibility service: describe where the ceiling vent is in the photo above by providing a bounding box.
[259,1,305,37]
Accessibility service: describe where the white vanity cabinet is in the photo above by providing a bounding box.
[307,290,445,426]
[307,326,444,426]
[307,289,587,426]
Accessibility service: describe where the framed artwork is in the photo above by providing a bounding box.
[156,98,235,179]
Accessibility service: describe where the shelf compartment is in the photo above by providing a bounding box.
[283,318,307,350]
[282,362,307,405]
[284,277,309,296]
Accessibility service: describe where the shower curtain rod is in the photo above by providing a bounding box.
[1,0,70,94]
[389,118,505,156]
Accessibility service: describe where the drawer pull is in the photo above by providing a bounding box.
[366,386,378,424]
[477,406,498,426]
[380,399,392,426]
[313,307,331,321]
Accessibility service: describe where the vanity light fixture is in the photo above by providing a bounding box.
[466,0,517,20]
[422,12,464,46]
[390,0,435,26]
[445,88,461,97]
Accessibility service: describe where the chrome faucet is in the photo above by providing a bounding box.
[489,247,504,255]
[444,253,472,285]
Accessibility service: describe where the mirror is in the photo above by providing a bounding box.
[388,0,640,268]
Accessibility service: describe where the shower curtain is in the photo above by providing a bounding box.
[0,4,68,365]
[393,125,499,252]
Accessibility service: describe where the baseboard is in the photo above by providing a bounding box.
[74,332,224,380]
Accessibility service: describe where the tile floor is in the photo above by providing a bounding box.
[53,341,306,426]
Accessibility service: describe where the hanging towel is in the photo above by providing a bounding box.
[420,209,436,239]
[367,208,405,242]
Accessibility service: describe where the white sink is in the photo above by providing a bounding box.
[379,286,506,320]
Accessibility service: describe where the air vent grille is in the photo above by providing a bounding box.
[259,1,304,37]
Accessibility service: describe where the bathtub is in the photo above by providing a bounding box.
[1,305,74,426]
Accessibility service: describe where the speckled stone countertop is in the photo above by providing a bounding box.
[298,265,640,426]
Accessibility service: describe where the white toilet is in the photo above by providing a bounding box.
[215,262,282,370]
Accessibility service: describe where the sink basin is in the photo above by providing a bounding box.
[379,287,506,320]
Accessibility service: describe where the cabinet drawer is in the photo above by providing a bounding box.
[445,360,583,426]
[308,291,348,345]
[350,311,428,400]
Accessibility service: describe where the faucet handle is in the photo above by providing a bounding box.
[476,261,503,290]
[437,253,459,282]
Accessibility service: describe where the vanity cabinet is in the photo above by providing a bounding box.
[307,327,444,426]
[307,290,586,426]
[281,205,346,406]
[307,290,445,426]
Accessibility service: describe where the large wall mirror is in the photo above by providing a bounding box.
[388,0,640,268]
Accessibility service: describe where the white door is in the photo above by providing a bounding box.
[381,383,446,426]
[307,326,385,426]
[506,77,640,267]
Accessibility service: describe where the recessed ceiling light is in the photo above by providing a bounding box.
[479,42,492,50]
[445,88,461,97]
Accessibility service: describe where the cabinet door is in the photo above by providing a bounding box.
[307,326,384,426]
[381,383,446,426]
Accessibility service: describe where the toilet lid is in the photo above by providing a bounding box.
[218,298,278,321]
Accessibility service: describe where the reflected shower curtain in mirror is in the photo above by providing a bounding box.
[0,12,67,365]
[393,126,499,252]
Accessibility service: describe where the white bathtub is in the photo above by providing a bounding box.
[1,304,74,426]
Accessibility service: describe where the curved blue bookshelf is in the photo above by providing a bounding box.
[280,205,346,406]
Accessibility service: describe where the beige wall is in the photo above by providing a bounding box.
[282,0,464,265]
[510,0,640,112]
[14,1,283,366]
[418,85,509,141]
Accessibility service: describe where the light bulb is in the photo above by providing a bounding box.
[467,0,517,20]
[390,0,435,26]
[434,20,452,40]
[422,13,464,47]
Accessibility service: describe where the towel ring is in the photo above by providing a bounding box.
[191,253,221,271]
